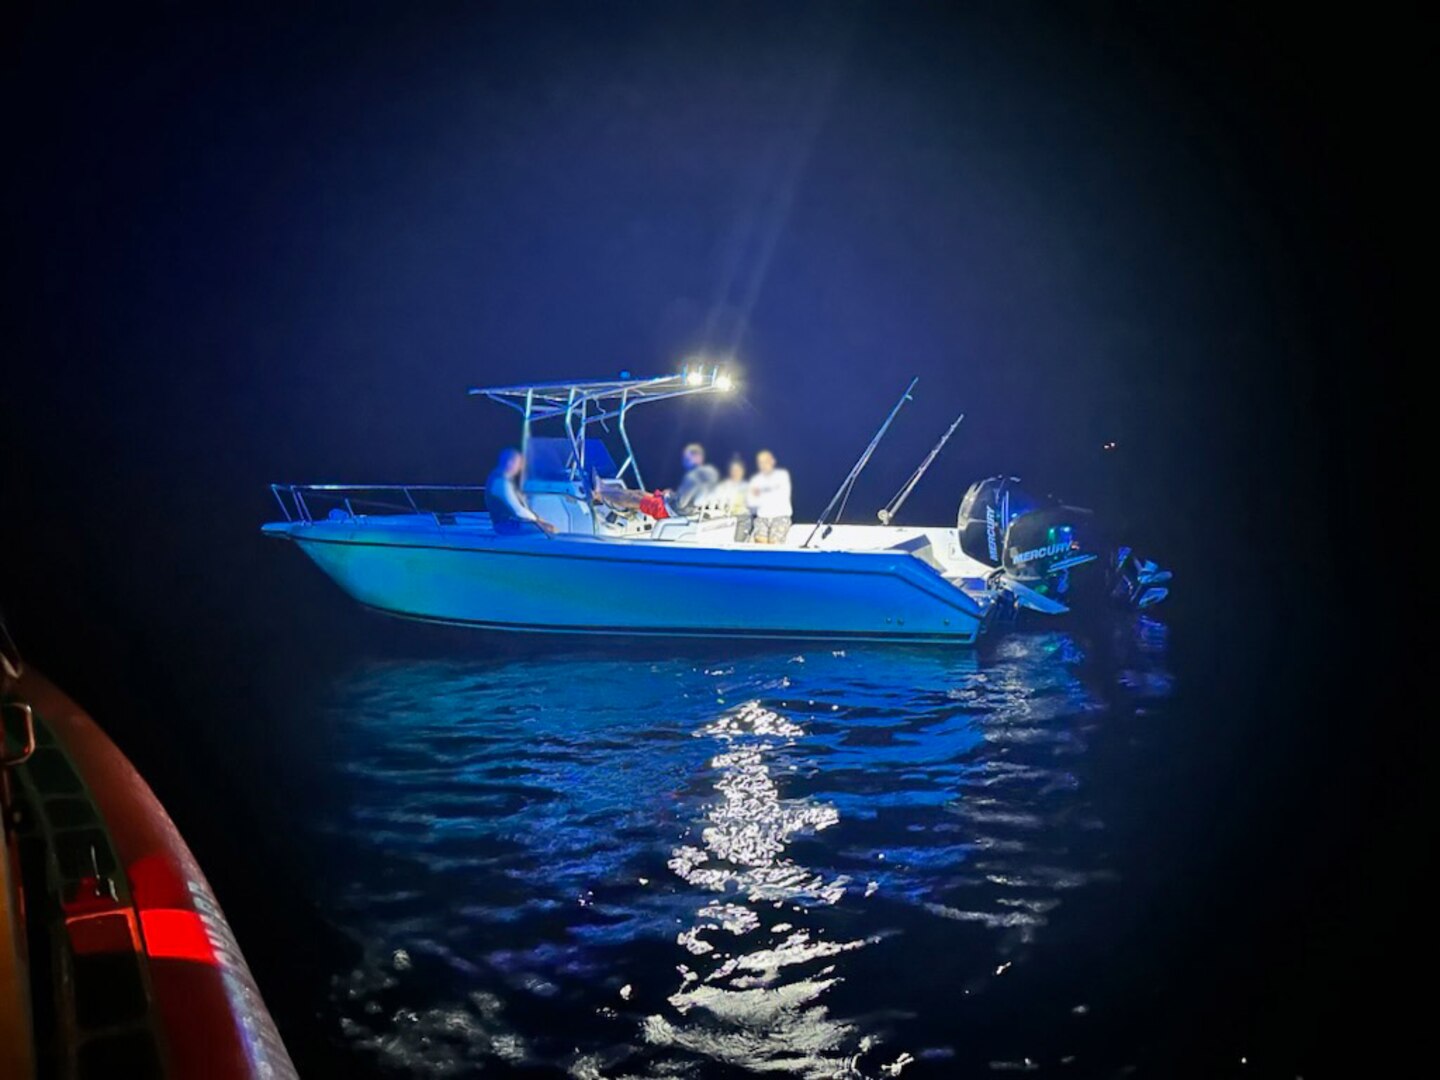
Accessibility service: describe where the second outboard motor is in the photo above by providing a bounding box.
[1001,504,1104,609]
[957,475,1173,615]
[1109,547,1173,609]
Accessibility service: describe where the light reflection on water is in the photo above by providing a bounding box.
[649,700,867,1079]
[316,625,1169,1077]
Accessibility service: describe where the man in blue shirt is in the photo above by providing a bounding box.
[485,448,556,535]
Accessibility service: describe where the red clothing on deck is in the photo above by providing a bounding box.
[638,490,670,520]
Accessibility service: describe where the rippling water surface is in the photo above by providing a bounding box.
[299,624,1170,1077]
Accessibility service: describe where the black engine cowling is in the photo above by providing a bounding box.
[957,476,1169,612]
[1000,504,1103,606]
[956,476,1037,568]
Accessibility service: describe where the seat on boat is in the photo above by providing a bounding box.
[521,437,617,534]
[517,438,733,541]
[650,515,738,543]
[592,476,632,500]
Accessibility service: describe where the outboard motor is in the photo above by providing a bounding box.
[1109,547,1172,610]
[956,476,1038,568]
[957,475,1171,615]
[1001,504,1104,610]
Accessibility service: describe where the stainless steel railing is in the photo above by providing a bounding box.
[268,484,487,524]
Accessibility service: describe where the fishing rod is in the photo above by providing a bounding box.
[802,376,919,548]
[876,411,965,524]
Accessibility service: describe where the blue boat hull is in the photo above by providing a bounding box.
[263,518,989,645]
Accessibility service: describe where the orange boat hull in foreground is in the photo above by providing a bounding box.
[3,665,297,1080]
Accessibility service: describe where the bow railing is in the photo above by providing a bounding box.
[269,484,488,524]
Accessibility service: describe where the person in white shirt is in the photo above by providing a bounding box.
[747,449,792,544]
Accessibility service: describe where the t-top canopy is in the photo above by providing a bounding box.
[467,368,737,489]
[467,369,735,423]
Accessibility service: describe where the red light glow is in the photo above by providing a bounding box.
[140,907,219,966]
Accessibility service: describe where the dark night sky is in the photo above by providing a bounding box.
[0,2,1420,1073]
[3,2,1405,538]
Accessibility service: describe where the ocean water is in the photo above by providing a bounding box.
[256,621,1191,1078]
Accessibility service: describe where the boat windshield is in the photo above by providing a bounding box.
[525,437,618,485]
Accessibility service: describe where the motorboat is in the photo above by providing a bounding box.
[262,369,1169,645]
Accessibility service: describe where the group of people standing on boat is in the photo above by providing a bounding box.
[586,442,792,543]
[705,447,793,543]
[485,442,791,542]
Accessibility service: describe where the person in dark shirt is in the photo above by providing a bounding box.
[485,448,556,535]
[591,442,719,520]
